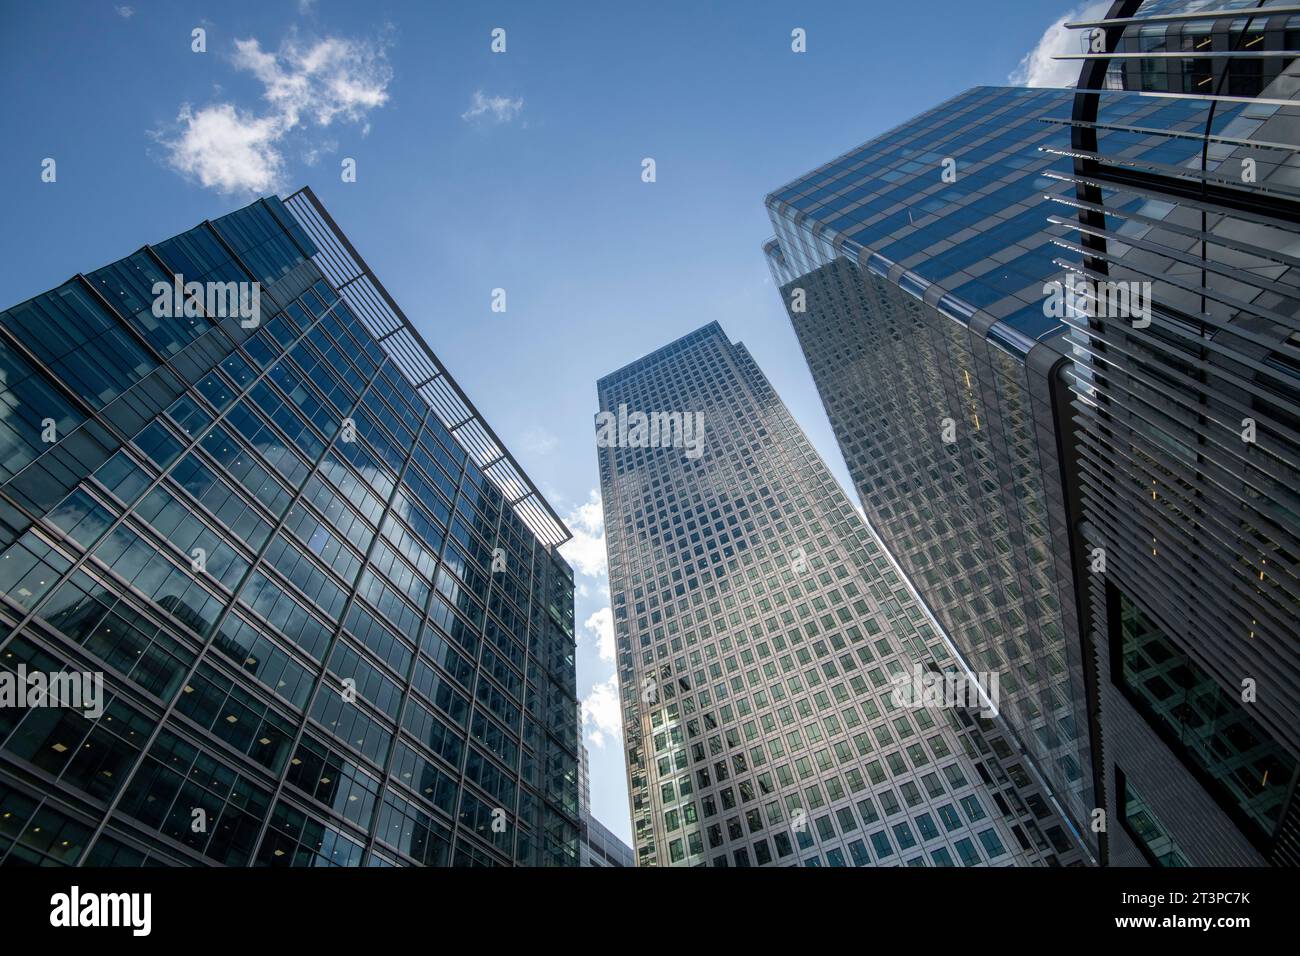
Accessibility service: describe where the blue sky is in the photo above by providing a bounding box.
[0,0,1091,845]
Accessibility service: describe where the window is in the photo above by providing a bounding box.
[1111,585,1295,848]
[977,828,1006,859]
[1117,767,1189,867]
[954,837,981,866]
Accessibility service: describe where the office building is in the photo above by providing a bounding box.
[596,321,1083,866]
[0,188,581,867]
[764,86,1100,856]
[765,0,1300,866]
[1057,0,1300,865]
[579,811,634,867]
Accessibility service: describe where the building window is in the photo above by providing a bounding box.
[1116,768,1188,867]
[1110,585,1296,847]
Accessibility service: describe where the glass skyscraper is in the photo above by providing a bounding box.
[0,188,581,867]
[764,86,1100,856]
[596,322,1083,866]
[1058,0,1300,866]
[765,0,1300,867]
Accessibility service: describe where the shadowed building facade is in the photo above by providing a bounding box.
[1057,0,1300,866]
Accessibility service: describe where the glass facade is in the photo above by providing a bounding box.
[1062,0,1300,865]
[1117,768,1190,867]
[1113,588,1294,839]
[766,86,1081,346]
[597,322,1083,867]
[763,87,1098,853]
[579,812,634,868]
[0,190,580,867]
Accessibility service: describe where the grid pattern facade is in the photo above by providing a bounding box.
[0,193,580,867]
[597,322,1083,867]
[763,87,1098,852]
[1059,0,1300,865]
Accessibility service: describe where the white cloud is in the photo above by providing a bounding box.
[582,675,622,748]
[461,90,524,124]
[115,5,134,18]
[166,104,285,195]
[232,35,392,129]
[301,136,337,169]
[583,607,616,663]
[159,32,392,194]
[560,489,607,579]
[1009,1,1109,88]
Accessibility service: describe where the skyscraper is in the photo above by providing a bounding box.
[596,321,1083,866]
[763,86,1101,856]
[764,0,1300,867]
[1056,0,1300,866]
[0,188,581,867]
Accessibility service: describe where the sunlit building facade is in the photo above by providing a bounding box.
[597,322,1083,866]
[0,188,580,867]
[764,87,1100,857]
[765,0,1300,867]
